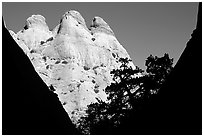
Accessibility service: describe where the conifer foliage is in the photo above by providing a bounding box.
[78,54,173,134]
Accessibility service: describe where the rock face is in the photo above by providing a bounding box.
[9,10,135,126]
[3,18,79,135]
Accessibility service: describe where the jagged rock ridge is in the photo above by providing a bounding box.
[9,10,135,127]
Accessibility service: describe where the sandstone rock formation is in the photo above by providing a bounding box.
[3,19,79,134]
[9,10,135,127]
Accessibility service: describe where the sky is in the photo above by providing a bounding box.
[2,2,198,70]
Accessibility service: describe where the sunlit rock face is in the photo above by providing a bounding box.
[9,10,135,126]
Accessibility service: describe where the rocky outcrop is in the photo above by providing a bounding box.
[3,18,79,135]
[8,10,135,126]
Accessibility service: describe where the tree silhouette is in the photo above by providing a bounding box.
[105,58,144,113]
[143,53,173,94]
[130,53,173,110]
[78,54,173,134]
[77,98,110,134]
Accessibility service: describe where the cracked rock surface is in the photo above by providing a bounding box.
[9,10,135,127]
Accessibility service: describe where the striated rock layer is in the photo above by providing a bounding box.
[9,10,135,126]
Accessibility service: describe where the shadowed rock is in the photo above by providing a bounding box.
[2,17,80,135]
[112,3,202,135]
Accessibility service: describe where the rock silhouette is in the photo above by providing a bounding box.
[2,18,80,135]
[111,3,201,135]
